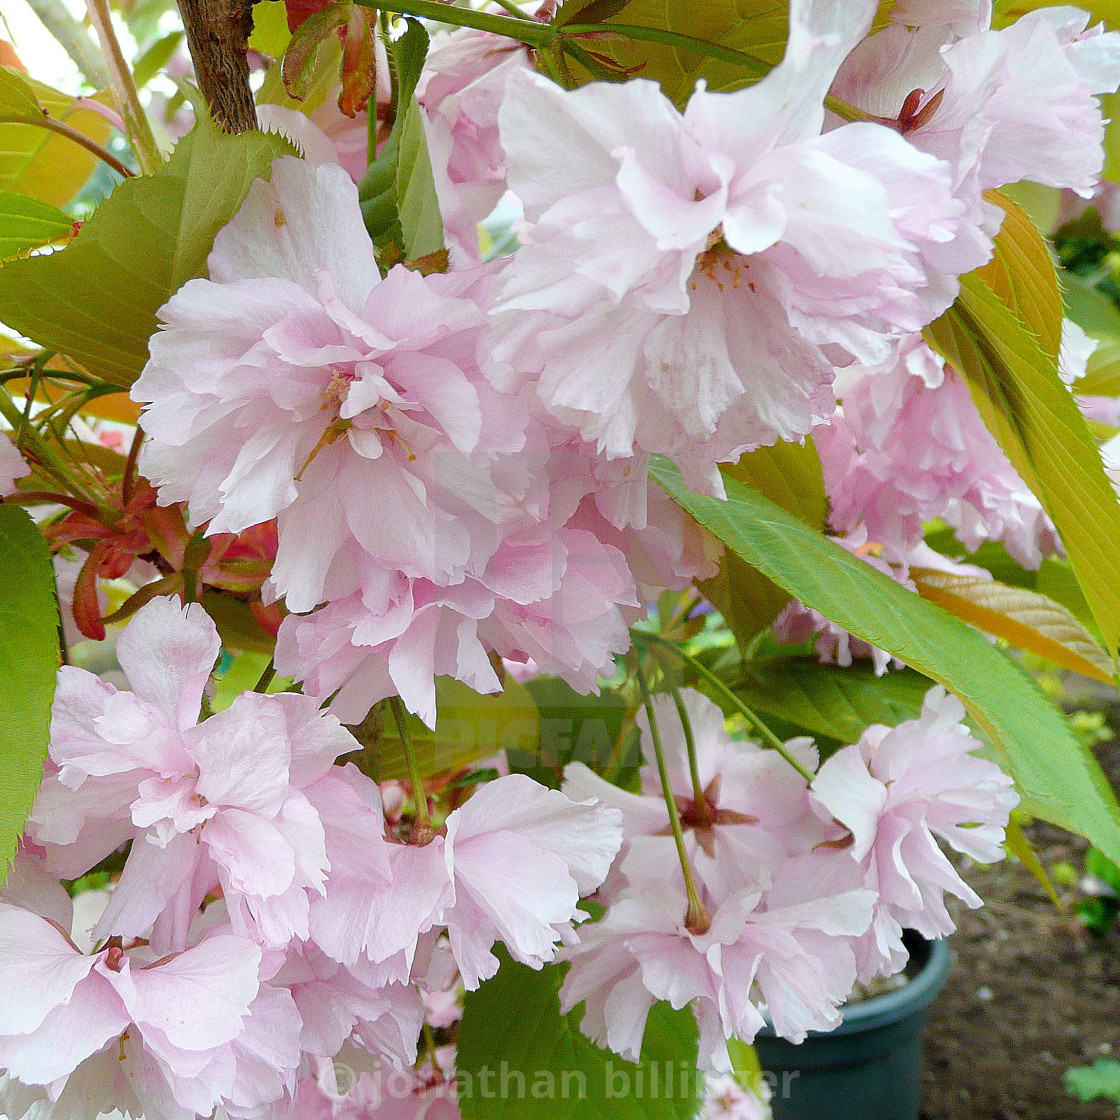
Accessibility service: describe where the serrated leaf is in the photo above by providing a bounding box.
[733,658,931,745]
[701,439,826,649]
[0,191,72,258]
[651,455,1120,864]
[976,190,1062,358]
[0,505,59,880]
[924,272,1120,659]
[457,952,702,1120]
[0,77,115,207]
[910,568,1115,683]
[358,20,443,263]
[0,114,294,386]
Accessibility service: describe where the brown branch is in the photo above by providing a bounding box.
[177,0,258,133]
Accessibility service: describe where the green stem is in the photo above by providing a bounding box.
[824,94,874,123]
[253,658,277,694]
[369,0,554,43]
[633,630,815,782]
[634,656,711,935]
[562,23,770,80]
[84,0,163,173]
[0,391,105,508]
[671,686,710,827]
[35,114,135,179]
[390,695,433,834]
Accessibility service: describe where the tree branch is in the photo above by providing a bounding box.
[177,0,258,133]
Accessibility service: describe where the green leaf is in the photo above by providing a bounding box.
[0,76,116,207]
[733,658,931,746]
[1061,272,1120,343]
[0,113,294,385]
[558,0,784,104]
[1064,1060,1120,1109]
[132,31,186,90]
[370,677,539,781]
[925,271,1120,659]
[651,456,1120,864]
[1079,340,1120,396]
[0,67,46,122]
[0,191,72,259]
[0,505,59,880]
[457,953,702,1120]
[250,0,294,60]
[512,675,632,788]
[701,438,825,649]
[358,20,443,265]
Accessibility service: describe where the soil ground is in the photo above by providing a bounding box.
[919,730,1120,1120]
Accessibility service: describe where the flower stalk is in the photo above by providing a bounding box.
[390,694,435,842]
[634,656,711,936]
[671,686,712,830]
[84,0,163,173]
[633,629,815,783]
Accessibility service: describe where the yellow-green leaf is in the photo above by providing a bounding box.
[924,272,1120,658]
[0,75,116,207]
[910,568,1116,683]
[0,191,72,259]
[0,67,45,123]
[1079,341,1120,395]
[976,190,1062,358]
[0,113,295,385]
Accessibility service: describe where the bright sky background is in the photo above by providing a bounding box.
[1,0,87,92]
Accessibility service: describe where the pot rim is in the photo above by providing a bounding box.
[759,931,953,1040]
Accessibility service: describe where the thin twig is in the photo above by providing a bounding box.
[85,0,163,173]
[37,113,135,179]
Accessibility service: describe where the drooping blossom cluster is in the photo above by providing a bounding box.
[0,599,623,1119]
[1,0,1113,1114]
[560,687,1016,1070]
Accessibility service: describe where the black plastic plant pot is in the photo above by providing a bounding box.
[754,931,952,1120]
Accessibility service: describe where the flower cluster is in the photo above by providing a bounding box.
[1,0,1114,1114]
[559,688,1015,1070]
[1,599,622,1120]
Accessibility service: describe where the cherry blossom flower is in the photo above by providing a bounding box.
[816,334,1061,567]
[560,840,873,1069]
[419,29,533,262]
[701,1073,770,1120]
[275,514,639,728]
[810,686,1018,980]
[0,900,301,1120]
[28,596,383,954]
[285,1044,460,1120]
[0,433,28,496]
[488,0,989,491]
[132,155,530,615]
[309,774,622,991]
[564,688,820,900]
[833,2,1120,206]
